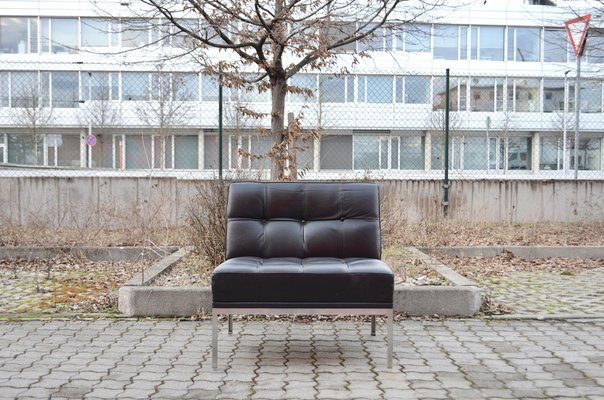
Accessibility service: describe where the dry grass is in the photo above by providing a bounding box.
[436,251,604,281]
[0,225,188,248]
[2,221,603,249]
[392,220,604,247]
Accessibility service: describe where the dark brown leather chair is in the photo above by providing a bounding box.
[211,182,394,369]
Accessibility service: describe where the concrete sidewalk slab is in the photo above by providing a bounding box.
[1,319,604,399]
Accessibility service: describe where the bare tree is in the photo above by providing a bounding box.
[12,84,53,166]
[123,0,437,179]
[134,66,194,169]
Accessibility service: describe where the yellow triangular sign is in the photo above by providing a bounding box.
[566,14,591,57]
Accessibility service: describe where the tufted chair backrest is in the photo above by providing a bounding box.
[224,182,381,260]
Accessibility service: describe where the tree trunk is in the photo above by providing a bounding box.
[270,76,287,180]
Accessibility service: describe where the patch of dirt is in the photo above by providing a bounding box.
[153,247,448,288]
[435,251,604,280]
[0,255,154,314]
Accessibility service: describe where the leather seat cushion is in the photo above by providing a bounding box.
[212,257,394,308]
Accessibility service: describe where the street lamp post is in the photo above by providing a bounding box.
[563,69,570,175]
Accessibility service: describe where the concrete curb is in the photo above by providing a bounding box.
[0,246,178,262]
[118,247,484,318]
[118,287,212,317]
[421,246,604,260]
[122,247,190,287]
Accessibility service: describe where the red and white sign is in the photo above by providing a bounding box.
[566,14,591,57]
[85,134,97,147]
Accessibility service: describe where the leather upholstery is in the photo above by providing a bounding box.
[212,182,394,308]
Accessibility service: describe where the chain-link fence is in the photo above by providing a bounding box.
[1,61,603,180]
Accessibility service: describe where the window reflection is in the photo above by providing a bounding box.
[0,17,38,53]
[40,18,78,53]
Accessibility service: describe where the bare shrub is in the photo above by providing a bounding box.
[379,184,405,248]
[186,180,229,266]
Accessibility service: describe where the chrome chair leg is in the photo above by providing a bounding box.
[212,310,218,370]
[387,310,393,369]
[371,315,376,336]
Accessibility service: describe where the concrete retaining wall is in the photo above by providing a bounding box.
[1,177,603,227]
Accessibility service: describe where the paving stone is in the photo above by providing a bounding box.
[2,318,604,399]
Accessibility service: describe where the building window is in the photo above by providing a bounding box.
[239,77,270,103]
[357,23,392,52]
[51,72,79,108]
[201,75,219,101]
[400,136,424,169]
[121,19,150,48]
[81,18,117,47]
[0,17,38,53]
[319,75,346,103]
[289,74,316,103]
[10,72,50,108]
[174,135,198,169]
[475,26,505,61]
[323,22,356,52]
[358,75,393,103]
[434,25,467,60]
[82,72,119,101]
[320,135,352,169]
[122,72,149,101]
[586,30,604,64]
[171,19,198,48]
[0,134,6,163]
[41,18,78,54]
[470,78,504,112]
[507,137,532,170]
[53,134,80,167]
[396,24,430,52]
[463,136,489,170]
[431,135,532,171]
[543,79,565,113]
[0,72,8,107]
[222,134,275,170]
[580,80,603,113]
[544,29,568,62]
[173,73,199,101]
[508,27,540,62]
[462,26,505,61]
[540,136,563,170]
[353,135,380,169]
[353,134,424,170]
[7,134,41,165]
[508,78,540,112]
[251,135,272,170]
[433,77,467,111]
[6,133,80,167]
[396,76,431,104]
[570,138,602,170]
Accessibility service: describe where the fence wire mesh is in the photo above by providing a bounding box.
[1,63,603,180]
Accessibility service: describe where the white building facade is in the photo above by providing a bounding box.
[0,0,603,179]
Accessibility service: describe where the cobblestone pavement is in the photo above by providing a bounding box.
[482,267,604,316]
[1,318,604,399]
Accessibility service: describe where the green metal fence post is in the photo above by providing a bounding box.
[443,69,450,216]
[218,73,223,181]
